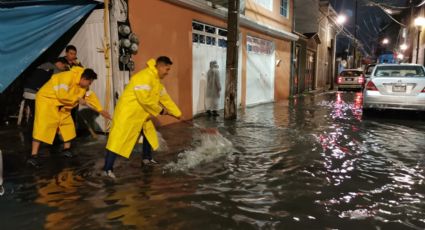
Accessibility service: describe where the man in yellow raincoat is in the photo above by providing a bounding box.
[103,56,181,178]
[27,67,111,168]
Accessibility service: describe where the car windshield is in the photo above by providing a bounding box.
[341,71,362,77]
[365,65,375,74]
[374,66,425,77]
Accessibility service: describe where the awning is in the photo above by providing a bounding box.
[0,0,98,93]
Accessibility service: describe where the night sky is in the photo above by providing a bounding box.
[330,0,412,57]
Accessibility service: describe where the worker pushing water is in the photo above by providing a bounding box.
[27,67,112,168]
[102,56,229,178]
[103,56,182,178]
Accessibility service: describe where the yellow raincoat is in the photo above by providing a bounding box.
[33,67,103,144]
[106,59,182,158]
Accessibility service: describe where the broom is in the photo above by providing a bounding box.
[78,102,100,139]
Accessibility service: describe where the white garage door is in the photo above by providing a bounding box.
[192,21,242,116]
[246,36,275,106]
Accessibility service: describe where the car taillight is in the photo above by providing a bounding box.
[366,81,378,91]
[337,76,342,84]
[358,75,364,84]
[421,87,425,93]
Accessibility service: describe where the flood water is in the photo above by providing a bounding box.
[0,91,425,229]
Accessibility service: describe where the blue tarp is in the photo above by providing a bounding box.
[0,1,97,93]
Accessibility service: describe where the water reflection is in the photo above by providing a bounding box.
[1,92,424,229]
[35,169,87,229]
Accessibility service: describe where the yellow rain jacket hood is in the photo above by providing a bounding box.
[106,59,182,158]
[33,67,103,144]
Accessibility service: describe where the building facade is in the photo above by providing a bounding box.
[127,0,298,122]
[294,0,338,94]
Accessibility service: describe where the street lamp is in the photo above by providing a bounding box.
[414,16,425,64]
[337,15,347,25]
[382,38,389,45]
[334,14,347,90]
[384,9,393,15]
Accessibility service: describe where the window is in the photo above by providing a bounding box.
[375,65,425,77]
[206,36,216,45]
[218,39,227,48]
[192,34,199,43]
[192,21,227,48]
[199,35,205,44]
[365,64,376,75]
[192,22,204,31]
[254,0,272,11]
[205,25,216,34]
[341,71,362,77]
[280,0,289,18]
[218,29,228,37]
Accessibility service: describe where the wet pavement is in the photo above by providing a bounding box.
[0,91,425,229]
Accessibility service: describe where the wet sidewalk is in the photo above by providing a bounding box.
[1,91,425,230]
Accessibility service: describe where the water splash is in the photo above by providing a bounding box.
[164,133,234,172]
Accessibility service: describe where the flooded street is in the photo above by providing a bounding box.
[1,91,425,229]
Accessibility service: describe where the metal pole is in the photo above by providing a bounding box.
[416,28,421,64]
[0,150,3,196]
[353,0,358,67]
[410,0,414,63]
[224,0,240,120]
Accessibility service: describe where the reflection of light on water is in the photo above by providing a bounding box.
[315,118,425,227]
[318,92,364,121]
[164,133,234,172]
[35,169,87,230]
[353,92,363,120]
[339,209,376,219]
[336,92,342,103]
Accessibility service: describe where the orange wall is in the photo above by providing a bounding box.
[129,0,292,124]
[245,0,292,31]
[244,0,292,101]
[275,37,291,100]
[128,0,206,124]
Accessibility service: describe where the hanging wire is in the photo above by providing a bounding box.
[362,0,410,27]
[362,18,376,36]
[395,27,402,50]
[368,14,380,34]
[417,0,425,7]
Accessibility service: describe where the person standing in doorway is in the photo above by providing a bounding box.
[103,56,182,178]
[62,45,83,69]
[62,45,84,134]
[205,60,221,116]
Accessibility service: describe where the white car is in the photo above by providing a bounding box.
[363,64,425,112]
[336,69,365,91]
